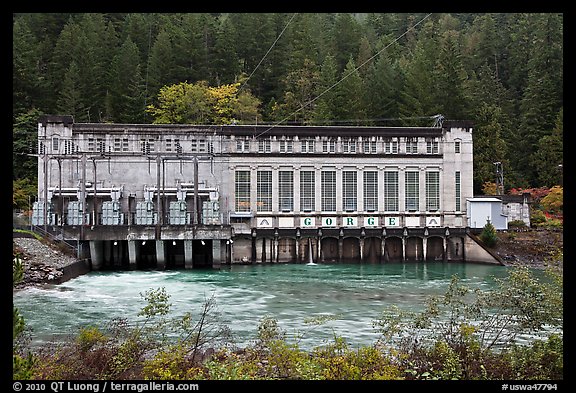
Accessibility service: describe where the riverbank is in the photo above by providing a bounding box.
[494,228,563,269]
[12,237,90,290]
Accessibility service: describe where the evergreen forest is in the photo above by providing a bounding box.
[13,13,563,198]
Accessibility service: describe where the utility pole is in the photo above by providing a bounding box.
[494,161,504,195]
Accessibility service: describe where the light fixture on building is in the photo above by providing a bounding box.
[201,240,205,246]
[142,241,146,245]
[113,241,118,246]
[229,239,233,244]
[172,240,176,246]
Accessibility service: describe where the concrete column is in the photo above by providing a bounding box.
[156,240,166,270]
[184,240,193,269]
[89,240,103,270]
[295,237,300,262]
[273,237,279,263]
[359,237,364,261]
[381,237,386,263]
[443,237,447,262]
[338,237,343,263]
[402,237,406,261]
[212,240,221,269]
[317,236,322,262]
[423,237,427,261]
[128,240,138,269]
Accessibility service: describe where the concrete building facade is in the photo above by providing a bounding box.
[33,115,499,269]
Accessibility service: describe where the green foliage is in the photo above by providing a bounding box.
[13,254,37,379]
[507,220,527,229]
[480,220,498,248]
[76,326,108,353]
[530,210,547,227]
[146,81,261,125]
[540,186,563,215]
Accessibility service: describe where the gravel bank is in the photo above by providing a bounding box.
[13,237,87,289]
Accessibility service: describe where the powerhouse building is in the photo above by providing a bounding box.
[33,115,485,269]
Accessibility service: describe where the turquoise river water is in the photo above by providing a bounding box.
[13,262,539,350]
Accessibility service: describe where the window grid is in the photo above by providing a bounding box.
[342,139,357,153]
[406,138,418,154]
[235,171,251,212]
[426,171,440,211]
[426,139,439,154]
[279,140,293,153]
[301,139,315,153]
[363,171,378,212]
[278,171,294,211]
[236,139,249,152]
[140,138,154,154]
[258,139,271,153]
[342,171,357,211]
[257,171,272,212]
[323,140,336,153]
[384,171,399,211]
[405,171,419,211]
[113,138,122,152]
[321,171,336,211]
[384,140,398,154]
[300,171,315,211]
[363,140,377,154]
[455,141,461,154]
[455,171,461,211]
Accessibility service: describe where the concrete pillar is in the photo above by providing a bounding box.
[273,237,279,263]
[212,240,221,269]
[295,237,299,262]
[156,240,166,270]
[317,236,322,262]
[423,237,427,261]
[338,237,343,262]
[359,238,364,261]
[402,237,406,261]
[89,240,103,270]
[128,240,138,269]
[184,240,193,269]
[381,237,386,263]
[443,237,448,262]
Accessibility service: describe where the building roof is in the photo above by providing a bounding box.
[71,123,445,138]
[467,198,502,202]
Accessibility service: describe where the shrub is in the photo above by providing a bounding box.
[507,220,527,229]
[530,210,547,227]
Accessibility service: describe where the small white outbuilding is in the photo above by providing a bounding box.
[466,197,508,230]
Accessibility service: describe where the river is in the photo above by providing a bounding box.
[13,262,537,350]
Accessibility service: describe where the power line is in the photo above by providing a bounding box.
[254,12,434,138]
[239,13,298,91]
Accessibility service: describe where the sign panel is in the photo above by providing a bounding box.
[383,216,400,227]
[301,216,316,228]
[426,216,441,227]
[342,216,358,227]
[363,216,379,227]
[321,217,337,227]
[405,216,420,227]
[278,217,294,228]
[256,217,273,228]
